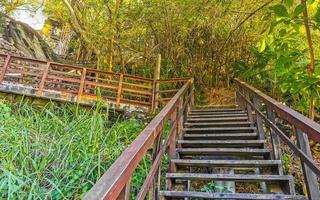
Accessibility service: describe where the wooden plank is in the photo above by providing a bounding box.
[0,55,11,82]
[36,62,51,96]
[116,74,124,108]
[188,113,248,118]
[183,133,258,140]
[185,121,253,127]
[187,116,248,122]
[295,128,320,200]
[178,140,266,148]
[166,173,293,182]
[77,68,87,103]
[177,148,271,156]
[159,191,307,200]
[171,159,282,168]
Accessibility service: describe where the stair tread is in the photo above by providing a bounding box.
[159,191,306,200]
[184,133,257,137]
[187,117,248,122]
[183,133,258,140]
[166,173,293,181]
[177,148,271,156]
[178,140,266,144]
[188,111,246,116]
[185,121,253,126]
[188,114,248,118]
[185,127,257,131]
[172,159,281,167]
[192,108,243,112]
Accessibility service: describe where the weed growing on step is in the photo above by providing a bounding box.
[0,100,146,199]
[201,182,233,193]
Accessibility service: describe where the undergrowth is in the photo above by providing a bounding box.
[0,100,147,199]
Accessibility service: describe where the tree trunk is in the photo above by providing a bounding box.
[301,0,316,120]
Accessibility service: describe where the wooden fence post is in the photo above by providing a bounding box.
[295,128,320,200]
[167,107,177,190]
[116,179,131,200]
[152,54,161,112]
[0,55,11,83]
[150,126,163,200]
[37,62,51,97]
[243,89,254,123]
[253,97,265,140]
[266,107,282,163]
[77,68,87,103]
[116,74,124,108]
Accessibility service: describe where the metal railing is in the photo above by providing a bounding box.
[0,52,189,111]
[83,79,194,199]
[234,78,320,200]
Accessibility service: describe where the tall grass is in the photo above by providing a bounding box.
[0,100,146,199]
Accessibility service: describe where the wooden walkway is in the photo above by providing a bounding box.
[0,52,189,111]
[84,79,320,200]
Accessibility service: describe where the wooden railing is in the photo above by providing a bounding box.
[84,79,194,200]
[235,78,320,200]
[0,52,189,111]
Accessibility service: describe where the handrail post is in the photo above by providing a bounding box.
[117,179,131,200]
[36,62,51,97]
[295,128,320,200]
[243,88,254,123]
[152,54,161,112]
[77,68,87,103]
[150,126,163,200]
[178,97,184,141]
[266,107,283,165]
[167,106,178,190]
[0,55,11,83]
[253,97,265,139]
[116,74,124,108]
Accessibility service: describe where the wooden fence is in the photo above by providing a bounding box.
[234,78,320,200]
[0,52,189,111]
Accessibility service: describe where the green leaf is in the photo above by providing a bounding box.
[284,0,294,7]
[293,4,305,17]
[314,7,320,23]
[259,39,266,52]
[271,4,289,17]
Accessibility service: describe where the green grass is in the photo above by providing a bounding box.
[0,100,147,199]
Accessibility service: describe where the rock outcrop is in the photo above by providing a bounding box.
[0,14,56,61]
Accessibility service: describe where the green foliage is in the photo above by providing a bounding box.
[283,153,292,173]
[201,182,233,193]
[234,0,320,114]
[0,101,146,199]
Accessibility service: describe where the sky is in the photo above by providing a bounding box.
[12,5,46,30]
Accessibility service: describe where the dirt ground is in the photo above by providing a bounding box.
[201,87,236,107]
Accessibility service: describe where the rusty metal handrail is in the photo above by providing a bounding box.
[0,52,188,111]
[234,78,320,200]
[84,79,194,200]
